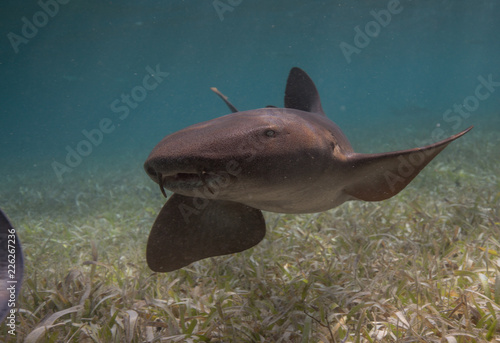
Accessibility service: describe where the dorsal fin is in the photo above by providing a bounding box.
[210,87,238,113]
[284,67,326,116]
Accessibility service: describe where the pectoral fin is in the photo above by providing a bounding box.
[343,126,472,201]
[147,194,266,272]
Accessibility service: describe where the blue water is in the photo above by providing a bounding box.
[0,0,499,183]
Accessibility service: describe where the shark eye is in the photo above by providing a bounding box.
[265,129,276,137]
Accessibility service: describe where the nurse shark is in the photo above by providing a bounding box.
[144,67,472,272]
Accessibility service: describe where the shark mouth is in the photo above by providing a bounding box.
[156,171,216,197]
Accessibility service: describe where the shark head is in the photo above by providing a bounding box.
[144,105,355,211]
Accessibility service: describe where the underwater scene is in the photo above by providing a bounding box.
[1,0,500,341]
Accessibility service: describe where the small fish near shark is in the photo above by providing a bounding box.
[0,209,24,324]
[144,67,472,273]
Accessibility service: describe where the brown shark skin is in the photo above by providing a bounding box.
[144,67,472,272]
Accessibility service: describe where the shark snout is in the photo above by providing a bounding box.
[143,157,169,197]
[145,159,200,197]
[144,155,214,181]
[144,154,231,198]
[144,157,164,182]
